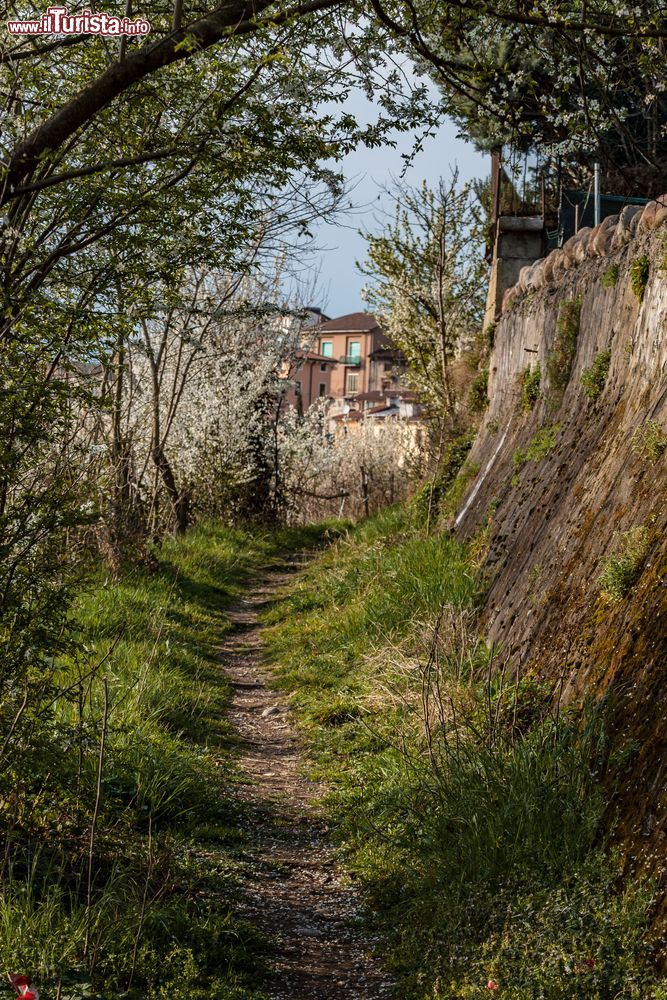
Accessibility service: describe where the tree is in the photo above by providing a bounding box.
[360,174,487,428]
[368,0,667,191]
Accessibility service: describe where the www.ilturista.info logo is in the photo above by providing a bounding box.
[6,5,151,34]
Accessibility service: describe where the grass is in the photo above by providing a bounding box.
[264,508,666,999]
[581,349,612,401]
[599,525,652,602]
[0,520,342,999]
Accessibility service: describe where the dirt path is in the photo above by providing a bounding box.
[220,565,393,1000]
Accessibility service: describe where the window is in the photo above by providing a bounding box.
[321,341,333,357]
[319,383,327,397]
[383,362,393,372]
[348,340,361,360]
[346,372,359,393]
[320,363,327,372]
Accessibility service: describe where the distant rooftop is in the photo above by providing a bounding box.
[318,311,381,334]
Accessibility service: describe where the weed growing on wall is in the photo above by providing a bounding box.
[581,350,611,401]
[629,255,650,302]
[547,297,582,394]
[513,424,561,466]
[602,263,619,288]
[632,420,667,463]
[599,526,651,601]
[519,363,541,411]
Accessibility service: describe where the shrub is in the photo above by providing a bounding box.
[519,363,541,411]
[632,419,667,463]
[602,262,619,288]
[468,368,489,413]
[547,297,582,394]
[411,431,475,524]
[599,526,651,601]
[581,349,611,401]
[513,424,561,466]
[629,254,650,302]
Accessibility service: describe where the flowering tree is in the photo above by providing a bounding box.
[361,174,488,428]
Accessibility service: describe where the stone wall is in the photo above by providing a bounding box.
[452,221,667,927]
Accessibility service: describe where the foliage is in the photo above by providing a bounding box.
[630,255,650,302]
[602,263,620,288]
[599,526,651,602]
[581,350,612,401]
[405,1,667,188]
[361,173,488,424]
[631,420,667,463]
[468,369,490,413]
[265,510,666,999]
[513,424,561,466]
[519,363,541,411]
[547,298,582,394]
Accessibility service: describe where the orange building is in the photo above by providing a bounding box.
[281,349,338,412]
[316,312,390,403]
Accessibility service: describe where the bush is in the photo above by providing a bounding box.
[630,254,650,302]
[519,363,541,411]
[581,349,611,401]
[468,368,490,412]
[411,432,475,525]
[547,297,582,394]
[599,526,651,601]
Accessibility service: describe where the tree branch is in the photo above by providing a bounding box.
[5,146,182,200]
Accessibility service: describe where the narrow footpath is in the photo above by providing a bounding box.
[219,565,393,1000]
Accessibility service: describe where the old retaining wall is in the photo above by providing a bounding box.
[453,227,667,921]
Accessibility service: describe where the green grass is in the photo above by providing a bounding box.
[264,509,666,999]
[581,349,612,401]
[0,520,342,999]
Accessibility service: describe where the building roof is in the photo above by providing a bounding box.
[317,311,382,334]
[331,409,363,422]
[295,350,338,363]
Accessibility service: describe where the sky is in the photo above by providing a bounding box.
[305,88,487,319]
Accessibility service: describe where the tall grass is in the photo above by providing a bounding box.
[265,507,665,999]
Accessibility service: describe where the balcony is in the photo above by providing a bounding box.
[339,354,361,366]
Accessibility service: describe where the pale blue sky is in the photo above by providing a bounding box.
[307,89,487,318]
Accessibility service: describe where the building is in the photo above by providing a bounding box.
[281,349,338,412]
[315,312,409,412]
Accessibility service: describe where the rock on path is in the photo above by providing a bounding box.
[220,567,393,1000]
